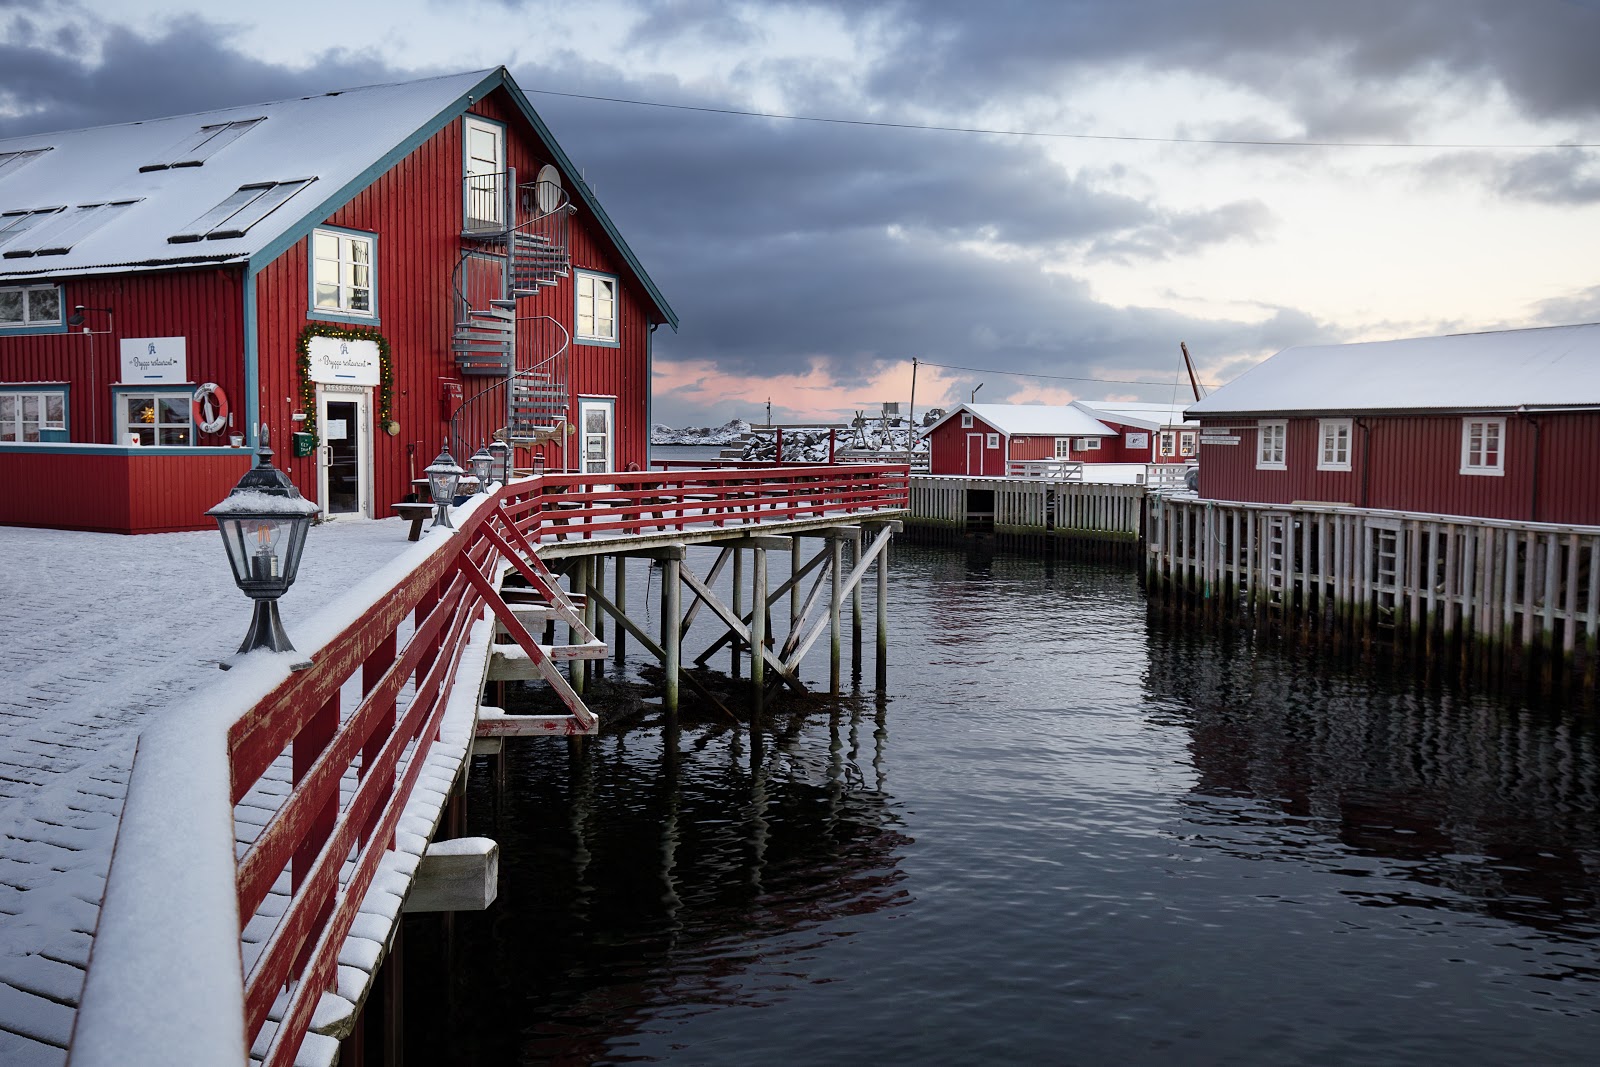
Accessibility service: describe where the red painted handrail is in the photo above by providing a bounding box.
[71,463,908,1066]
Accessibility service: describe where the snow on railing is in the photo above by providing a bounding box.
[1005,459,1084,481]
[71,463,909,1066]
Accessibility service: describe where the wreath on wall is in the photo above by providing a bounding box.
[294,323,394,442]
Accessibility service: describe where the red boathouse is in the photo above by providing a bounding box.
[0,67,676,533]
[1186,323,1600,525]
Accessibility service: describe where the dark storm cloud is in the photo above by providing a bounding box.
[0,14,417,137]
[1414,149,1600,206]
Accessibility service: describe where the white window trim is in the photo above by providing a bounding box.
[1054,437,1070,458]
[1460,417,1506,476]
[1316,418,1353,472]
[986,432,999,449]
[961,412,973,428]
[1179,431,1197,457]
[311,227,377,320]
[0,284,63,329]
[1256,420,1287,470]
[116,389,194,447]
[574,269,618,344]
[0,387,67,443]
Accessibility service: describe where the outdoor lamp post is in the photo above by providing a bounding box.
[487,440,510,485]
[206,428,317,669]
[532,451,546,477]
[469,445,494,491]
[426,442,463,528]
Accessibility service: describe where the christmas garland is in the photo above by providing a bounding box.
[294,323,393,442]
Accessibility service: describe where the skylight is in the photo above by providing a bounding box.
[140,117,265,172]
[167,178,314,243]
[1,200,141,258]
[0,148,51,182]
[0,208,66,252]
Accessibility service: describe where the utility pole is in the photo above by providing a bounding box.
[906,357,918,464]
[766,397,771,427]
[1179,342,1204,402]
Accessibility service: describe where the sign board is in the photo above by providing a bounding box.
[1125,432,1149,450]
[119,337,187,384]
[1201,435,1241,445]
[307,336,381,386]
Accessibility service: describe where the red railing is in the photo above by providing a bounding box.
[71,464,908,1066]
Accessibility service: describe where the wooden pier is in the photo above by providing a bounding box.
[1145,494,1600,693]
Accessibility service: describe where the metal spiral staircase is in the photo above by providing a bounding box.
[450,169,574,456]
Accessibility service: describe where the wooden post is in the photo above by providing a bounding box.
[851,537,863,677]
[791,537,802,635]
[662,554,681,716]
[830,534,844,694]
[570,557,589,694]
[751,546,767,721]
[732,546,744,678]
[876,533,890,688]
[614,553,628,666]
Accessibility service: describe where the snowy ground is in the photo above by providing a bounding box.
[0,517,416,1065]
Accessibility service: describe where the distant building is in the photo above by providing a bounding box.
[1069,400,1198,464]
[0,66,676,533]
[1185,324,1600,524]
[924,403,1116,476]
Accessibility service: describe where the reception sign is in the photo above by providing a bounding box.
[119,337,188,384]
[306,336,381,386]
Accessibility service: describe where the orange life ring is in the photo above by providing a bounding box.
[192,383,230,434]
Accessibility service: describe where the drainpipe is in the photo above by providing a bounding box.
[1356,417,1372,507]
[1521,406,1542,522]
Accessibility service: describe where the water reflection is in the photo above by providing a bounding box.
[1145,617,1600,951]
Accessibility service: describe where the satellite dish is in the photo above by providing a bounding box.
[535,164,562,214]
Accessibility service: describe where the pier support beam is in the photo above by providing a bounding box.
[614,554,627,666]
[751,546,767,721]
[876,530,889,686]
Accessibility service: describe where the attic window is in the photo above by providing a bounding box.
[168,178,314,243]
[141,117,265,172]
[2,200,141,258]
[0,148,51,181]
[0,208,66,252]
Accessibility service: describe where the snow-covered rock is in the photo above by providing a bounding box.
[649,419,753,446]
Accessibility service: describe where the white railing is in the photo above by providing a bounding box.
[1005,459,1084,481]
[1143,463,1195,488]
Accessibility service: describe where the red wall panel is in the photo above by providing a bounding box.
[0,450,249,533]
[929,417,1003,475]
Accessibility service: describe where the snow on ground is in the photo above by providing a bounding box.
[0,517,416,1066]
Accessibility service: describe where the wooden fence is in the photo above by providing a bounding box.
[1146,494,1600,691]
[907,476,1142,558]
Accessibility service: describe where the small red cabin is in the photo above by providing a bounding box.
[1186,323,1600,525]
[925,404,1116,476]
[0,67,677,533]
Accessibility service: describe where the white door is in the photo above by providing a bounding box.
[317,388,372,518]
[578,397,615,475]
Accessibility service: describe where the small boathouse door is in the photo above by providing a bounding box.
[965,432,985,475]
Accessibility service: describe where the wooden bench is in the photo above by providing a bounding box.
[393,502,435,541]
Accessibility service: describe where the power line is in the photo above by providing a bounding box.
[526,88,1598,151]
[918,359,1220,390]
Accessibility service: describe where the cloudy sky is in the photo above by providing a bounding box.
[5,0,1600,426]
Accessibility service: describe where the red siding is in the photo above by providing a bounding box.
[1196,412,1600,525]
[929,416,1005,475]
[1,270,247,445]
[0,450,250,533]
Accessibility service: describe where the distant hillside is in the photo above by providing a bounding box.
[650,419,752,446]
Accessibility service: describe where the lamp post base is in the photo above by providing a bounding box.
[432,502,454,529]
[219,599,312,671]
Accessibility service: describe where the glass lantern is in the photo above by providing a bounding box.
[469,445,495,491]
[425,442,464,528]
[488,441,510,485]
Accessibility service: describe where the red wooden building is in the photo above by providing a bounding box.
[0,67,676,533]
[924,401,1198,475]
[1185,323,1600,525]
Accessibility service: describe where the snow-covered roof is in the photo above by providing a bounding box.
[0,67,678,326]
[1071,399,1197,430]
[1188,323,1600,418]
[926,403,1115,437]
[0,70,489,278]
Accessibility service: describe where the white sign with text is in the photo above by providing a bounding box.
[307,336,381,386]
[119,337,188,384]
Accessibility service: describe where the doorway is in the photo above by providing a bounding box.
[317,388,372,518]
[578,396,615,474]
[966,432,985,475]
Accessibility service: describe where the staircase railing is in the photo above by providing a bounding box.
[449,315,570,461]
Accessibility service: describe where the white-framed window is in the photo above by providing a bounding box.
[1072,436,1102,451]
[312,228,376,318]
[1179,431,1197,456]
[1461,417,1505,476]
[117,390,192,446]
[1257,420,1287,470]
[986,432,999,449]
[0,388,67,442]
[575,270,617,344]
[1158,430,1176,458]
[0,284,62,329]
[1055,437,1071,458]
[1317,418,1352,471]
[961,412,973,428]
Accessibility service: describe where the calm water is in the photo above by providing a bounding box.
[407,543,1600,1065]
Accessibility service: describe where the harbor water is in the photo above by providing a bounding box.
[406,538,1600,1065]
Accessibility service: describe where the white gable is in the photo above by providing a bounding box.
[1188,323,1600,417]
[0,70,492,278]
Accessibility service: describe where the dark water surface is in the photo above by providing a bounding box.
[408,544,1600,1065]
